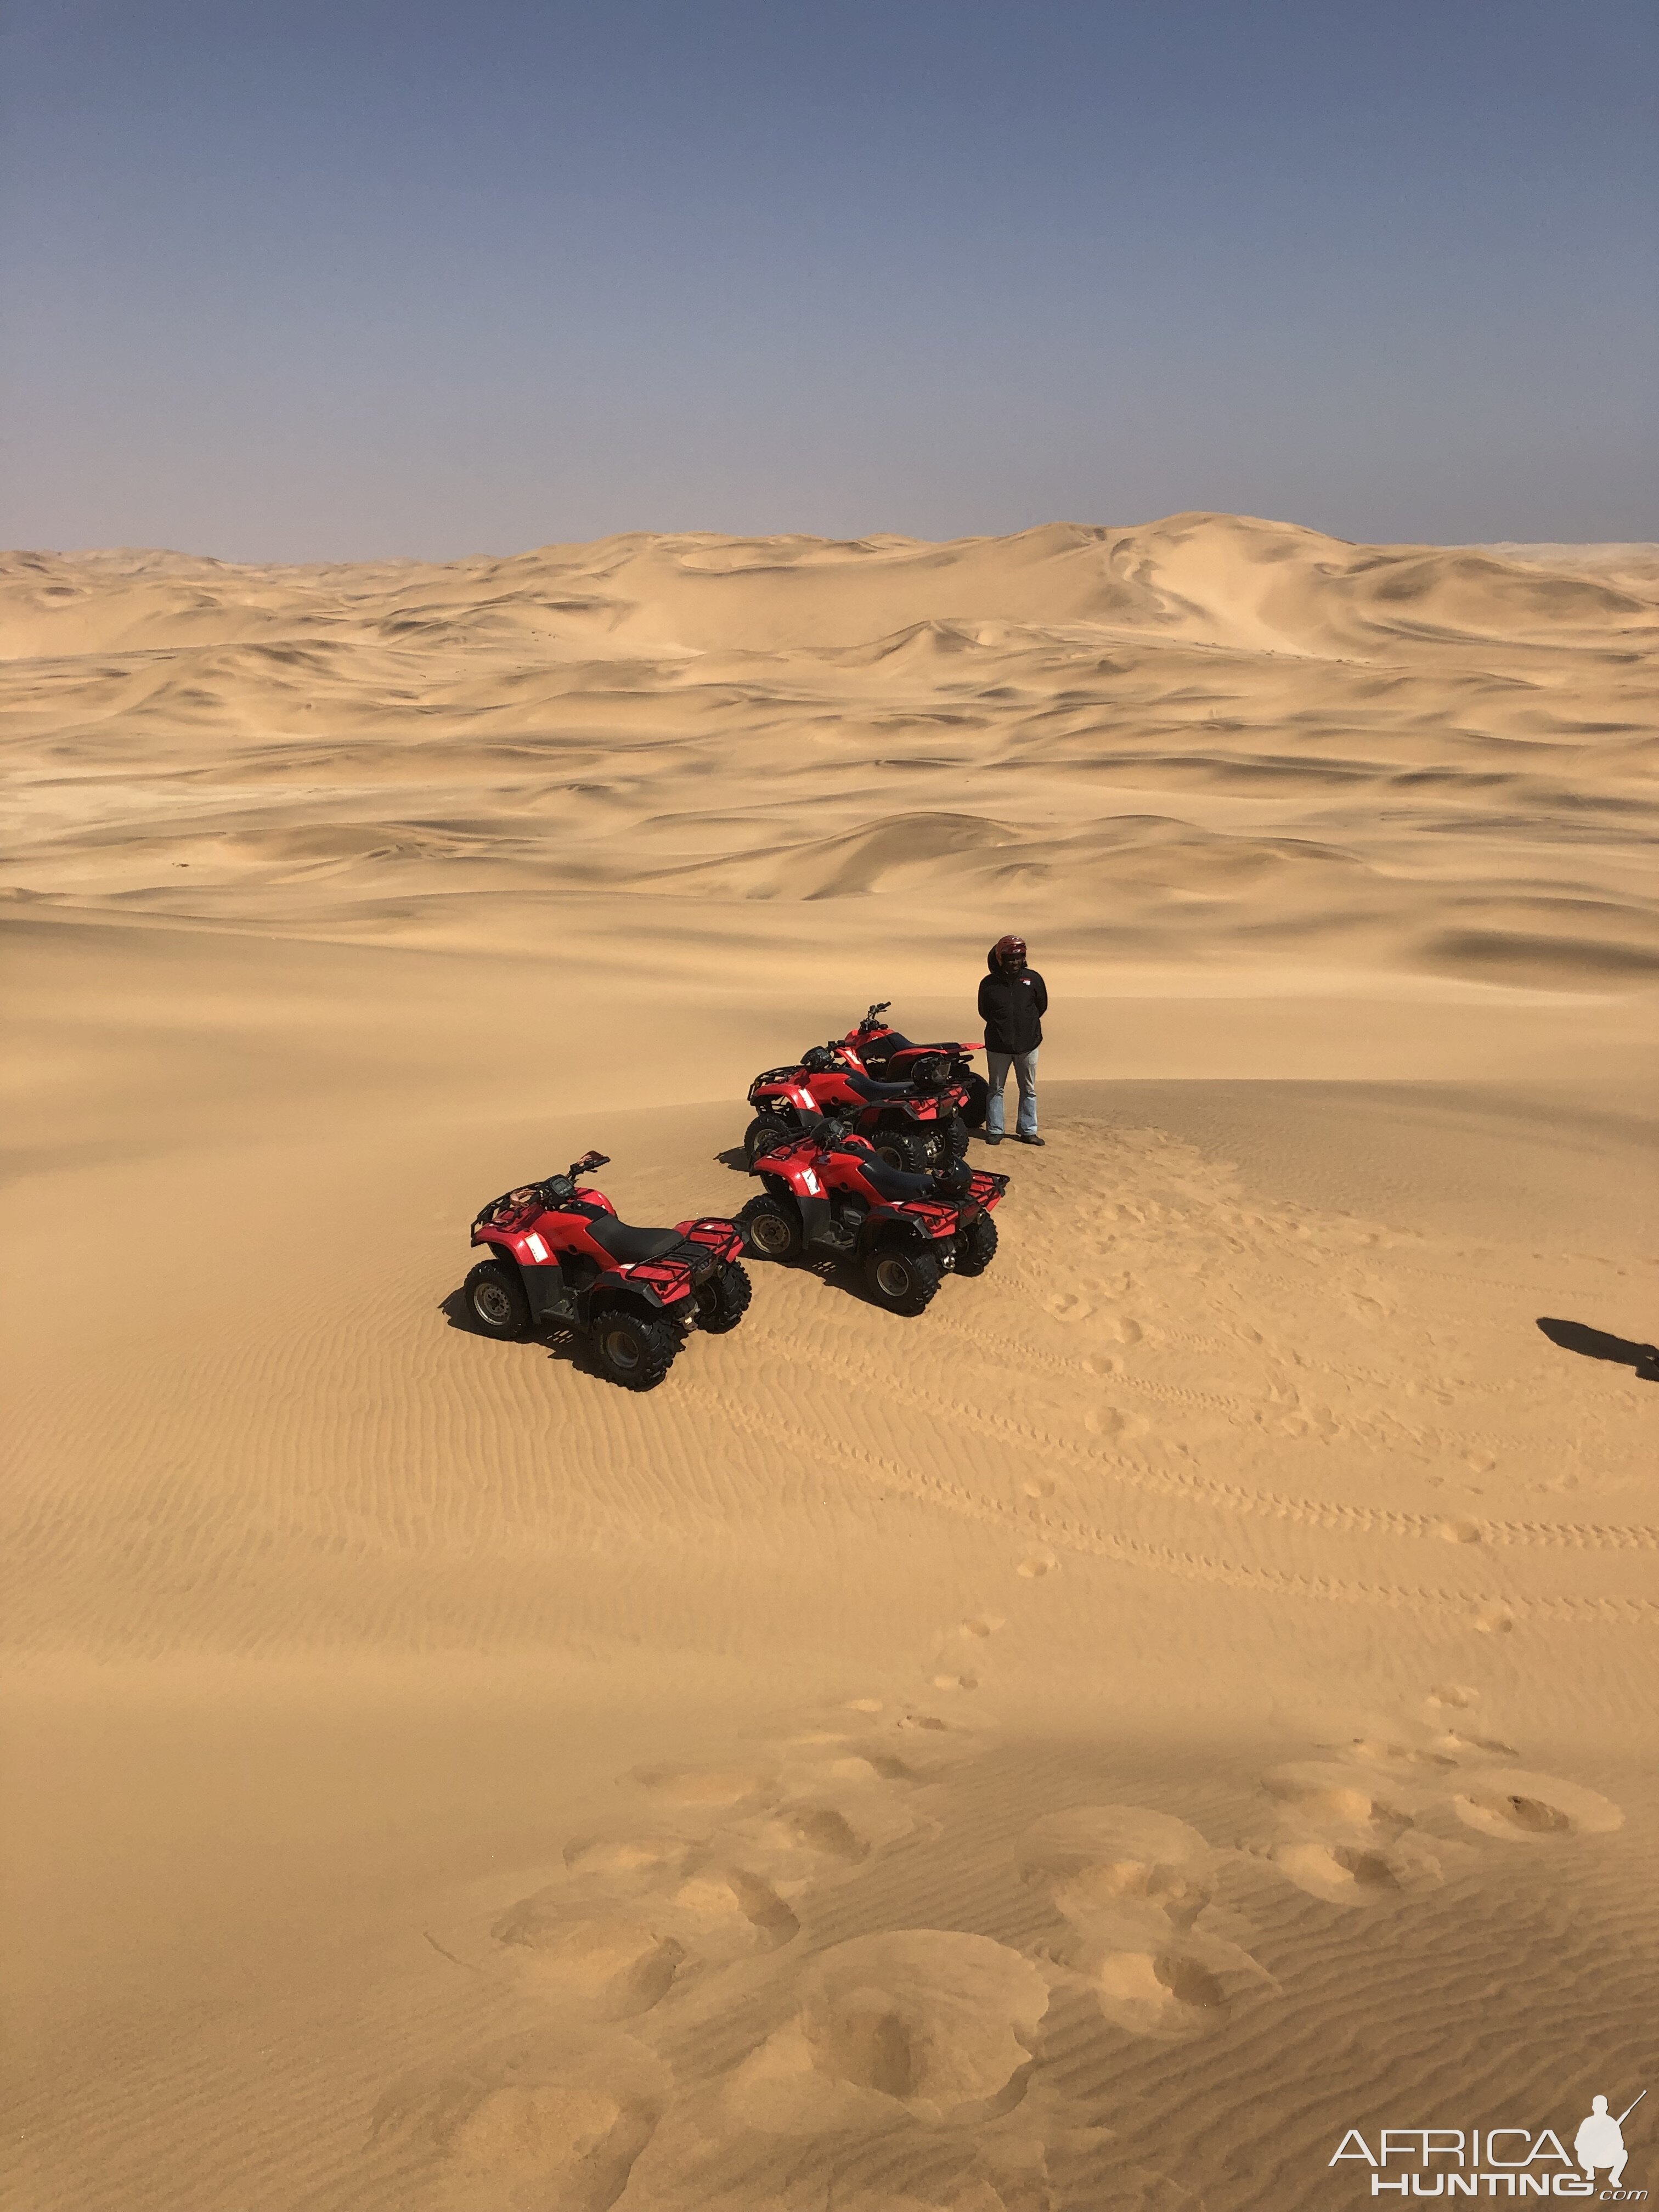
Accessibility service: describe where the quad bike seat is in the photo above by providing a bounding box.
[840,1072,918,1101]
[855,1156,940,1203]
[583,1216,690,1263]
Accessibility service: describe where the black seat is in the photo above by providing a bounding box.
[584,1216,688,1263]
[843,1073,916,1100]
[853,1156,937,1203]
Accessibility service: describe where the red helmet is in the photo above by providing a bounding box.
[992,934,1028,966]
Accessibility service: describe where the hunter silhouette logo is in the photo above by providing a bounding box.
[1577,2097,1643,2193]
[1331,2089,1645,2199]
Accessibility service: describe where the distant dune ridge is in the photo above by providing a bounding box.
[2,516,1655,2212]
[2,512,1656,991]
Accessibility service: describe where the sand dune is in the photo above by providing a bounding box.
[4,513,1654,985]
[2,517,1655,2212]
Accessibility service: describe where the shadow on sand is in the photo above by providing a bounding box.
[438,1285,595,1374]
[1536,1317,1658,1380]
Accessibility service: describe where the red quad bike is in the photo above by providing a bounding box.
[738,1116,1008,1316]
[464,1151,751,1390]
[744,1047,970,1174]
[838,1002,990,1131]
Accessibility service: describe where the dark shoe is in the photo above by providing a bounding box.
[984,1133,1003,1146]
[1015,1133,1046,1147]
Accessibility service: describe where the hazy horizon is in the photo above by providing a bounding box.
[17,520,1659,574]
[4,0,1656,565]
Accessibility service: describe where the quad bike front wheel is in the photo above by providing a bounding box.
[932,1111,970,1163]
[697,1261,753,1333]
[955,1214,998,1276]
[862,1242,943,1316]
[737,1193,804,1261]
[961,1073,989,1130]
[464,1258,531,1338]
[744,1114,796,1165]
[590,1306,681,1390]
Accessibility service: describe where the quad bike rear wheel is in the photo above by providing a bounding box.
[862,1241,943,1316]
[870,1125,930,1173]
[961,1073,989,1130]
[744,1114,796,1165]
[955,1213,998,1276]
[464,1257,531,1338]
[737,1193,804,1261]
[590,1306,680,1390]
[697,1261,753,1333]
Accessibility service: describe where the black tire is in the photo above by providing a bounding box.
[697,1261,753,1333]
[956,1213,998,1277]
[938,1110,970,1161]
[869,1123,930,1172]
[961,1073,989,1130]
[737,1192,803,1262]
[589,1305,680,1390]
[464,1257,531,1338]
[862,1240,943,1316]
[744,1114,796,1165]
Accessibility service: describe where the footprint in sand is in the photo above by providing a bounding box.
[1268,1835,1446,1905]
[1262,1760,1418,1839]
[1259,1760,1446,1904]
[1451,1769,1622,1842]
[1434,1729,1520,1758]
[1044,1292,1092,1323]
[1438,1517,1483,1544]
[630,1762,775,1808]
[1341,1737,1457,1772]
[960,1615,1003,1640]
[727,1929,1049,2132]
[372,2027,665,2212]
[493,1826,807,2006]
[1015,1805,1271,2040]
[490,1899,689,2016]
[1023,1474,1057,1498]
[1017,1805,1217,1932]
[1017,1551,1057,1579]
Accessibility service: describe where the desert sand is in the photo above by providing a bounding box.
[2,513,1655,2212]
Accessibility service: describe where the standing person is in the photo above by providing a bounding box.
[978,934,1046,1146]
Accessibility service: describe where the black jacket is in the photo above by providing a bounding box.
[978,957,1046,1053]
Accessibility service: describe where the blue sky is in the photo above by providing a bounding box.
[3,0,1655,558]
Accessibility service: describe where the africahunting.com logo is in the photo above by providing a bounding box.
[1331,2091,1645,2199]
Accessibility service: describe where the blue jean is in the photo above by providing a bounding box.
[985,1047,1039,1137]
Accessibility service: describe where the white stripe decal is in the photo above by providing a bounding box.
[524,1232,549,1262]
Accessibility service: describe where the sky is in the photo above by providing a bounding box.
[2,0,1656,561]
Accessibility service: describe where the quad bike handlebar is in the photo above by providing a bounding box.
[498,1151,613,1213]
[859,1001,893,1027]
